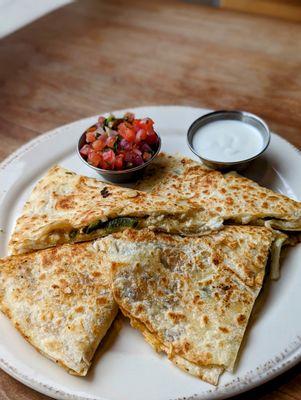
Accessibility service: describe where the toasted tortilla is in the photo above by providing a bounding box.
[136,153,301,232]
[120,305,223,385]
[102,226,276,384]
[9,165,221,255]
[0,241,118,375]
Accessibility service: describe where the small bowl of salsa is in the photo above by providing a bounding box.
[78,112,161,183]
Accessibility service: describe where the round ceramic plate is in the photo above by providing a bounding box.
[0,106,300,400]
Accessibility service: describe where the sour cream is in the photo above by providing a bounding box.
[192,120,264,162]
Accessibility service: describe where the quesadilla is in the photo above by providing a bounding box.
[102,226,277,384]
[9,165,221,255]
[0,241,118,375]
[136,153,301,232]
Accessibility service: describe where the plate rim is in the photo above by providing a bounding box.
[0,105,300,400]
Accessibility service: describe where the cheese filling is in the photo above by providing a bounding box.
[43,213,225,246]
[265,218,301,231]
[143,213,224,235]
[18,212,225,254]
[269,232,288,280]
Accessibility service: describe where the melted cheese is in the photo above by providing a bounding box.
[269,232,287,280]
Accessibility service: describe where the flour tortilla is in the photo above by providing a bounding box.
[136,153,301,232]
[121,305,223,385]
[9,165,221,255]
[101,226,276,384]
[0,241,118,375]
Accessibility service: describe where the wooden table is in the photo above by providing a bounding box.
[0,0,301,398]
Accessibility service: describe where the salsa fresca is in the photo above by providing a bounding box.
[79,112,159,170]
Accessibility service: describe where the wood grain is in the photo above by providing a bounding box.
[0,0,301,399]
[220,0,301,22]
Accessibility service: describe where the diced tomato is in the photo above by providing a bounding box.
[88,151,102,167]
[115,154,124,170]
[134,118,154,131]
[145,130,158,145]
[92,138,106,151]
[118,122,136,143]
[117,122,127,135]
[79,144,91,156]
[143,118,154,129]
[86,131,97,143]
[126,128,136,142]
[106,136,117,148]
[100,161,109,170]
[133,119,145,129]
[103,149,115,165]
[133,119,141,127]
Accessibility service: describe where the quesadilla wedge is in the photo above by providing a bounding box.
[102,226,277,384]
[119,304,223,385]
[136,153,301,233]
[9,165,222,255]
[0,241,118,375]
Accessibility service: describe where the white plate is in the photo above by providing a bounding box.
[0,106,300,400]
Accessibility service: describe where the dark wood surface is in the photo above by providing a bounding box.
[0,0,301,398]
[220,0,301,22]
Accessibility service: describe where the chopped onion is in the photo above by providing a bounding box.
[120,139,132,150]
[140,143,152,153]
